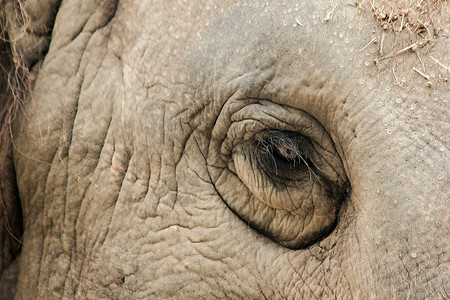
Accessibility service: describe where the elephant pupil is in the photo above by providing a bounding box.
[276,145,298,161]
[255,130,316,178]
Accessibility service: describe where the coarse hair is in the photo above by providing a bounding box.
[0,0,30,281]
[1,1,32,170]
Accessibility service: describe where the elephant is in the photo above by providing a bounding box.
[0,0,449,298]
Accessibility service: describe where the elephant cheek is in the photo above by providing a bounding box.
[340,152,449,297]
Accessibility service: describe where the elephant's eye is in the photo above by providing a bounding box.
[256,131,316,182]
[208,102,348,250]
[224,127,348,249]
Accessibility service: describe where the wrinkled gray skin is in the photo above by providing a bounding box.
[1,0,449,298]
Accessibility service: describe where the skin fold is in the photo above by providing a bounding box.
[0,0,448,298]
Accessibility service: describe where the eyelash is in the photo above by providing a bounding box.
[254,130,318,182]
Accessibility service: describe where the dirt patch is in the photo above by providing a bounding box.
[367,0,447,37]
[352,0,449,37]
[351,0,449,86]
[354,0,449,55]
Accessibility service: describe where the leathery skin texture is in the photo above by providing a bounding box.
[0,0,448,299]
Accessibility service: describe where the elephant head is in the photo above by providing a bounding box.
[0,0,448,298]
